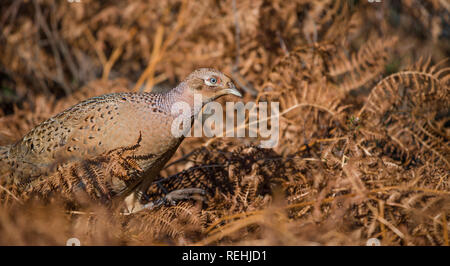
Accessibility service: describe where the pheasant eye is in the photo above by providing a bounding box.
[210,77,217,84]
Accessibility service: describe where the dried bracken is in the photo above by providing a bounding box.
[0,0,449,246]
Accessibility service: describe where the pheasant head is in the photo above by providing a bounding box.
[175,68,242,106]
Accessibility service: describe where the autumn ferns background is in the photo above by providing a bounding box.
[0,0,449,245]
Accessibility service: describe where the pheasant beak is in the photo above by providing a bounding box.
[220,82,242,98]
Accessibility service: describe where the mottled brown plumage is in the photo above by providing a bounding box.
[0,68,241,208]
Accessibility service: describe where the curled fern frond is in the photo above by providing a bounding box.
[359,58,450,168]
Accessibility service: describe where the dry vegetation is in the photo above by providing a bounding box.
[0,0,449,245]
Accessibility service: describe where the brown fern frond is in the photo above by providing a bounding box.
[261,44,347,153]
[329,36,398,92]
[359,58,449,168]
[297,0,355,44]
[125,202,203,244]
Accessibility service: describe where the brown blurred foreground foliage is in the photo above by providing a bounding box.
[0,0,449,245]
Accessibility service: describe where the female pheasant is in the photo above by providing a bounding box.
[0,68,241,210]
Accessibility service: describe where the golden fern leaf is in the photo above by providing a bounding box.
[329,36,398,92]
[261,44,346,153]
[359,58,450,168]
[125,202,203,243]
[297,0,354,43]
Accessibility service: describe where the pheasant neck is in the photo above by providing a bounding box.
[167,81,199,116]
